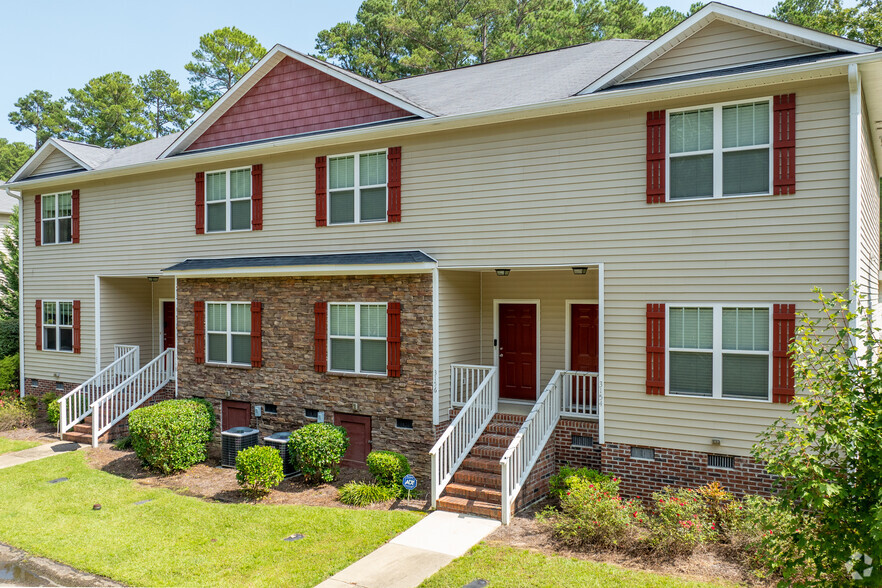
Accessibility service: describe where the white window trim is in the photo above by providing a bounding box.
[205,166,252,233]
[42,300,74,353]
[205,301,251,366]
[41,191,73,245]
[327,149,388,225]
[664,303,773,402]
[328,302,388,376]
[666,97,774,202]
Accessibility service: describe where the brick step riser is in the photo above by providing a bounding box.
[436,496,502,520]
[477,433,513,448]
[484,424,522,436]
[444,484,502,504]
[452,470,501,490]
[462,457,502,474]
[469,445,506,460]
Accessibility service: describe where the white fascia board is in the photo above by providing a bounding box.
[579,2,876,95]
[9,138,90,183]
[162,262,437,279]
[160,45,434,159]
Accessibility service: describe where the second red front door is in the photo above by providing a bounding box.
[334,413,371,468]
[498,303,537,401]
[162,301,176,351]
[570,304,599,372]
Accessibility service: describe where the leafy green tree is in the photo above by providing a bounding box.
[138,70,194,137]
[185,27,267,111]
[0,206,19,322]
[753,286,882,585]
[68,72,151,148]
[7,90,73,148]
[0,140,34,183]
[771,0,882,45]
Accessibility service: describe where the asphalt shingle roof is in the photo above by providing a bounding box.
[163,250,436,272]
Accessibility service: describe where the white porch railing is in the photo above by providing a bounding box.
[430,366,498,507]
[59,344,140,434]
[91,348,176,448]
[451,364,495,406]
[561,370,600,418]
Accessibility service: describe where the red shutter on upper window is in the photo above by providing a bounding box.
[646,303,665,395]
[73,300,81,354]
[194,301,205,364]
[315,156,327,227]
[772,304,796,403]
[71,190,80,244]
[314,301,327,372]
[251,301,263,368]
[251,164,263,231]
[35,300,42,351]
[195,172,205,234]
[387,302,401,377]
[773,94,796,195]
[387,146,402,222]
[34,195,41,247]
[646,111,666,204]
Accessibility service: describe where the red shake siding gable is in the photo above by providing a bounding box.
[186,57,415,152]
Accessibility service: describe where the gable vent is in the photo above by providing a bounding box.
[707,454,735,469]
[571,434,593,448]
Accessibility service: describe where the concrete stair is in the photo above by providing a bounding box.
[61,416,109,444]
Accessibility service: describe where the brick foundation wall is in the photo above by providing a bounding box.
[176,274,434,481]
[554,418,602,471]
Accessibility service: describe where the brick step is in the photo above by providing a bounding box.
[444,482,502,504]
[462,456,501,474]
[62,430,107,444]
[477,433,514,448]
[437,495,502,520]
[453,469,501,490]
[71,423,91,434]
[469,444,506,460]
[484,421,523,436]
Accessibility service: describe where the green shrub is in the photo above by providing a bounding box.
[129,400,213,474]
[42,392,60,426]
[338,482,398,506]
[235,445,284,498]
[0,319,18,358]
[0,353,19,392]
[367,450,410,489]
[0,397,34,430]
[190,398,217,441]
[646,487,717,556]
[22,395,38,414]
[538,476,643,550]
[113,436,132,450]
[287,423,348,484]
[548,466,611,500]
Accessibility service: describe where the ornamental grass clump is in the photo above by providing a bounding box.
[339,450,414,506]
[236,445,284,498]
[646,487,717,556]
[287,423,348,484]
[338,482,399,506]
[129,400,213,474]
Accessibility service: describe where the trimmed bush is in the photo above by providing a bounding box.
[42,392,60,427]
[129,400,213,474]
[0,353,19,393]
[287,423,348,484]
[338,482,399,506]
[236,445,284,498]
[548,466,611,500]
[646,487,717,556]
[367,450,410,489]
[0,396,34,430]
[189,398,217,441]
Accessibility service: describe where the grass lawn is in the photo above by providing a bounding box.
[0,437,39,455]
[0,451,422,587]
[420,544,729,588]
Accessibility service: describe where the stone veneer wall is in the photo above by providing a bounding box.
[176,274,435,480]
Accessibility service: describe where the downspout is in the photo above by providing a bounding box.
[848,63,861,308]
[3,187,23,398]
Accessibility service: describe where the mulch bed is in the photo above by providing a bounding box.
[0,422,60,443]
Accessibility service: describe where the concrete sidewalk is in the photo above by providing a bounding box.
[0,441,80,470]
[316,510,500,588]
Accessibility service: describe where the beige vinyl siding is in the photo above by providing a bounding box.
[437,270,482,419]
[98,277,174,368]
[19,77,850,455]
[32,150,84,177]
[627,21,826,82]
[858,103,880,303]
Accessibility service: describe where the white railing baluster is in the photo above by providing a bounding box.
[450,364,494,406]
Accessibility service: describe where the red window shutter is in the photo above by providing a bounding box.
[314,301,327,372]
[71,190,80,244]
[251,301,263,368]
[315,156,327,227]
[772,304,796,403]
[34,195,41,247]
[387,146,402,222]
[194,301,205,364]
[73,300,81,354]
[387,302,401,377]
[773,94,796,195]
[35,300,42,351]
[251,164,263,231]
[195,172,205,235]
[646,111,666,204]
[646,303,665,395]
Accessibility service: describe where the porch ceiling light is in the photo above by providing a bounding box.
[147,276,159,282]
[572,267,588,275]
[495,269,511,277]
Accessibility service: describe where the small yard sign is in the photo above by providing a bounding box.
[402,474,417,491]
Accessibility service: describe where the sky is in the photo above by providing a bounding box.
[1,0,784,146]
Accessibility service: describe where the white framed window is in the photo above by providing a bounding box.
[329,302,387,375]
[206,302,251,365]
[43,301,73,352]
[328,150,387,224]
[668,98,772,200]
[42,192,73,244]
[205,167,251,232]
[667,305,771,401]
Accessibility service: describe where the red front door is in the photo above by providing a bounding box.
[570,304,599,372]
[498,303,537,401]
[222,400,251,430]
[162,301,176,351]
[334,413,371,468]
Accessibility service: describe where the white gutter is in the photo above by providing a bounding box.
[849,63,861,304]
[7,51,882,192]
[162,262,437,279]
[3,187,23,398]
